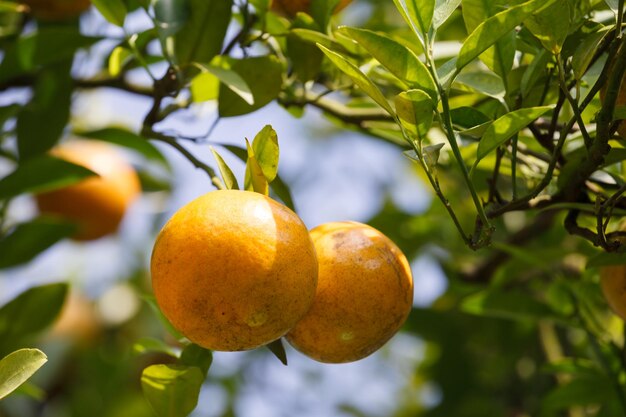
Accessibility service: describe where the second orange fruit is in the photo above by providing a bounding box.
[286,221,414,363]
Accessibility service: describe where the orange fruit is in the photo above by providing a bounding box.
[286,221,413,363]
[36,140,141,241]
[22,0,91,20]
[150,190,318,351]
[601,265,626,320]
[271,0,353,17]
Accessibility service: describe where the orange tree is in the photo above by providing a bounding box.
[3,0,626,416]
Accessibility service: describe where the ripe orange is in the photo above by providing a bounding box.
[271,0,353,17]
[150,190,318,352]
[36,140,141,241]
[601,265,626,320]
[286,221,413,363]
[22,0,91,20]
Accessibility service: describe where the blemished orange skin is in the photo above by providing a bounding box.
[286,221,414,363]
[22,0,91,20]
[36,140,141,241]
[601,265,626,321]
[271,0,353,17]
[150,190,318,352]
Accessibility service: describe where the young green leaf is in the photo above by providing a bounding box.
[394,89,434,141]
[244,139,269,195]
[457,0,551,72]
[201,64,254,105]
[318,44,394,115]
[210,146,239,190]
[0,218,76,269]
[251,125,279,182]
[339,27,438,102]
[141,364,204,417]
[91,0,127,26]
[291,28,348,53]
[266,339,288,366]
[476,106,553,163]
[191,71,219,102]
[108,46,133,77]
[0,155,96,201]
[0,349,47,400]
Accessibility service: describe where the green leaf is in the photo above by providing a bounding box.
[520,49,550,97]
[605,0,619,11]
[455,71,505,99]
[222,144,295,210]
[291,28,347,53]
[141,364,204,417]
[0,155,96,201]
[586,251,626,268]
[251,125,279,182]
[0,349,47,400]
[394,89,434,141]
[476,106,553,163]
[288,14,324,82]
[524,0,570,54]
[339,27,438,102]
[461,289,556,321]
[153,0,188,38]
[133,338,179,357]
[433,0,461,28]
[179,344,212,376]
[218,56,283,117]
[210,147,239,190]
[461,0,514,82]
[174,0,232,65]
[91,0,127,26]
[0,283,68,354]
[244,139,269,195]
[543,375,613,410]
[201,64,253,105]
[266,339,288,366]
[108,46,133,77]
[318,44,394,115]
[450,106,491,129]
[0,218,76,269]
[75,128,170,167]
[457,0,549,72]
[310,0,340,28]
[17,61,72,159]
[572,27,610,80]
[423,143,444,171]
[405,0,435,37]
[190,71,219,102]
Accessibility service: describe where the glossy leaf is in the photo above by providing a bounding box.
[91,0,127,26]
[141,364,204,417]
[455,71,505,99]
[405,0,435,37]
[153,0,188,39]
[0,218,76,269]
[210,146,239,190]
[0,155,96,200]
[218,56,283,117]
[462,0,514,82]
[0,349,47,400]
[244,139,269,195]
[340,27,437,102]
[202,64,253,105]
[450,106,491,129]
[433,0,462,28]
[76,128,169,167]
[476,106,553,163]
[524,0,570,54]
[457,0,549,71]
[318,45,394,115]
[251,125,279,182]
[572,27,610,80]
[174,0,232,65]
[394,89,434,140]
[0,283,68,354]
